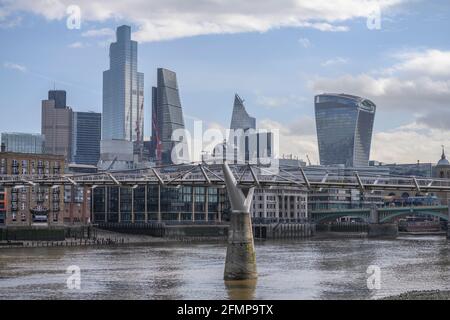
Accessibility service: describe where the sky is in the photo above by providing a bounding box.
[0,0,450,164]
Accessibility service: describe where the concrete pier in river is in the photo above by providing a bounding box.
[222,162,257,281]
[368,205,398,239]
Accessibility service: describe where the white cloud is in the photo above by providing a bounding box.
[0,15,22,28]
[81,27,115,38]
[310,49,450,113]
[297,22,349,32]
[384,49,450,78]
[298,37,311,48]
[0,0,406,41]
[68,41,85,48]
[372,123,450,163]
[311,74,450,110]
[3,61,27,72]
[255,94,307,109]
[321,57,348,67]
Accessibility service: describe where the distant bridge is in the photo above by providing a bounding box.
[310,205,449,223]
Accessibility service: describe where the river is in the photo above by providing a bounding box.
[0,235,449,299]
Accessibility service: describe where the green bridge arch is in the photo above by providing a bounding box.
[310,209,370,223]
[379,210,448,223]
[311,206,448,224]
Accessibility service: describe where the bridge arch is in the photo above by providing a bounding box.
[379,211,448,223]
[312,211,370,223]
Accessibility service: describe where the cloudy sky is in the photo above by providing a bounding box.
[0,0,449,164]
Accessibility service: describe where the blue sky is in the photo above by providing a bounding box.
[1,0,450,163]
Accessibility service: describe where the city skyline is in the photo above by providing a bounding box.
[1,1,450,304]
[1,0,450,164]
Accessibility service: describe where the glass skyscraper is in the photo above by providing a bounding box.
[102,25,144,142]
[314,93,376,167]
[72,112,101,165]
[151,68,186,164]
[230,94,256,131]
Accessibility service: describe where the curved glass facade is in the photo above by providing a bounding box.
[151,68,187,164]
[315,94,376,167]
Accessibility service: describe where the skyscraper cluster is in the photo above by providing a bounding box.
[2,24,379,171]
[41,90,101,166]
[99,26,187,168]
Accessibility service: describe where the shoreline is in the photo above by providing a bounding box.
[0,228,229,250]
[381,290,450,300]
[1,228,447,250]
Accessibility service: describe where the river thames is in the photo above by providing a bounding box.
[0,235,449,300]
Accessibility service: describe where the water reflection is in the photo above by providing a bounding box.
[225,279,257,300]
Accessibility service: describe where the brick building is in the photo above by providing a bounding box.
[0,148,89,226]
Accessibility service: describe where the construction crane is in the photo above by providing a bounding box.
[306,154,312,166]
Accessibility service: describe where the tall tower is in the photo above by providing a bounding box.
[72,112,101,165]
[41,90,72,161]
[151,68,187,164]
[230,94,256,131]
[314,93,376,167]
[102,25,144,142]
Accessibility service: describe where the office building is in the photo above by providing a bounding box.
[301,165,388,211]
[102,25,144,143]
[72,111,101,165]
[41,90,73,161]
[48,90,67,108]
[251,187,308,220]
[315,93,376,167]
[212,94,273,165]
[151,68,187,164]
[1,132,44,154]
[92,185,225,223]
[230,94,256,131]
[369,161,433,177]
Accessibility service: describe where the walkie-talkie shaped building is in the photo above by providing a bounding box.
[315,93,376,167]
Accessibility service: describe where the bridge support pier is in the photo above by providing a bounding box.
[368,205,398,238]
[222,162,257,281]
[224,210,257,280]
[368,223,398,238]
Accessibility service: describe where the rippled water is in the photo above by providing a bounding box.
[0,235,449,299]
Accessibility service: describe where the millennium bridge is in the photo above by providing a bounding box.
[2,161,450,224]
[1,162,450,280]
[2,161,450,191]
